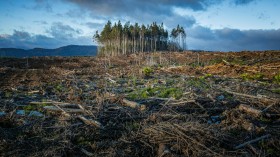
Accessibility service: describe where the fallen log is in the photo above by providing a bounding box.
[122,98,146,111]
[238,104,262,117]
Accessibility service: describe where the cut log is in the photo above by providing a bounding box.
[238,104,262,117]
[122,98,146,111]
[78,115,102,128]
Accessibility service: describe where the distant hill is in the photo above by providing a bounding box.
[0,45,97,57]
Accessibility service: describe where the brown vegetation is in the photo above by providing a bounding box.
[0,51,280,156]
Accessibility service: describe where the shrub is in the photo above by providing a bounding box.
[142,67,153,77]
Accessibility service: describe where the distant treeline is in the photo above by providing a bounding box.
[93,21,186,56]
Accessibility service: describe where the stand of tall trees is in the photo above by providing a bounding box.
[93,20,186,56]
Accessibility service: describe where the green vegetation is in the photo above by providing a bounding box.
[94,20,186,56]
[23,99,49,112]
[142,67,153,77]
[272,88,280,94]
[199,73,213,80]
[187,77,209,89]
[128,86,183,100]
[241,73,264,81]
[273,73,280,84]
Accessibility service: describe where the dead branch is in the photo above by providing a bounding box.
[224,90,279,102]
[54,104,70,117]
[43,106,83,113]
[234,134,271,149]
[81,148,94,156]
[78,115,102,128]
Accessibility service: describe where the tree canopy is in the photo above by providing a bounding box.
[93,21,186,56]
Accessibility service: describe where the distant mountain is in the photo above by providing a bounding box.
[0,45,97,57]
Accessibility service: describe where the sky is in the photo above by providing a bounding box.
[0,0,279,51]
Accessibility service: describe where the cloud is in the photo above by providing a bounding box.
[23,0,53,12]
[0,30,92,49]
[65,8,87,19]
[46,22,83,39]
[33,20,48,25]
[234,0,256,5]
[187,26,280,51]
[84,22,104,29]
[65,0,221,15]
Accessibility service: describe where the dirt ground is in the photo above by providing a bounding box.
[0,51,280,157]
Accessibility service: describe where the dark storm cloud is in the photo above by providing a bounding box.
[188,27,280,51]
[0,30,92,49]
[0,30,59,49]
[64,0,221,17]
[46,22,83,39]
[164,15,196,29]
